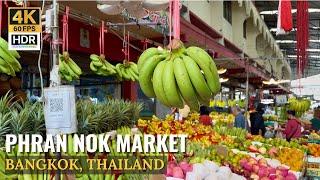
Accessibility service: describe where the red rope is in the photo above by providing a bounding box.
[62,6,69,52]
[141,39,148,50]
[172,0,180,40]
[296,1,309,76]
[0,1,2,36]
[99,21,105,55]
[122,32,130,61]
[296,1,309,95]
[169,0,172,47]
[127,32,130,61]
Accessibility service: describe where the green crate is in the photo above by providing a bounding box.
[308,139,320,144]
[264,121,274,127]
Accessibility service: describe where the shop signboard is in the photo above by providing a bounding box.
[275,95,287,105]
[122,10,169,35]
[8,7,41,50]
[261,99,274,104]
[43,86,77,135]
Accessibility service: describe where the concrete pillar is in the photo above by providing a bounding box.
[245,17,260,58]
[232,2,247,51]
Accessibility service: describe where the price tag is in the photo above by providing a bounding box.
[44,85,77,135]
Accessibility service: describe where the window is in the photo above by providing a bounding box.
[223,1,232,24]
[243,19,247,38]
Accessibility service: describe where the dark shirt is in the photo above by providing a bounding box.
[311,118,320,131]
[250,111,266,136]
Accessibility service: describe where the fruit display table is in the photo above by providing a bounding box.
[138,116,308,180]
[306,156,320,178]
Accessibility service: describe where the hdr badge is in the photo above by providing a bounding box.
[8,7,41,50]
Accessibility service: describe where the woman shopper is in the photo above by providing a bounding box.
[231,106,247,129]
[199,106,213,126]
[283,110,302,141]
[250,104,266,136]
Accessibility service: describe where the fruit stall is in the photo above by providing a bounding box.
[0,1,319,180]
[1,91,317,180]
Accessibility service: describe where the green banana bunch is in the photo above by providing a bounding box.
[90,54,117,76]
[215,100,227,107]
[228,99,237,107]
[59,51,82,82]
[288,97,311,117]
[137,39,221,110]
[237,99,245,108]
[116,126,132,135]
[115,60,139,81]
[0,37,21,76]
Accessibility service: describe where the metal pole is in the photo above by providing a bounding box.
[51,0,60,87]
[245,58,249,126]
[52,0,59,67]
[52,1,61,180]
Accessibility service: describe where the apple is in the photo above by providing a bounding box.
[248,145,258,152]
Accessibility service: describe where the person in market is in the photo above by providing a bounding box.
[178,104,190,121]
[170,107,179,120]
[231,106,247,129]
[199,106,213,126]
[283,110,302,141]
[310,109,320,131]
[250,103,266,136]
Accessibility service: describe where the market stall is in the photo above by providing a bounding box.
[0,0,319,180]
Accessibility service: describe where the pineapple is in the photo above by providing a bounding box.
[0,112,11,147]
[76,99,142,135]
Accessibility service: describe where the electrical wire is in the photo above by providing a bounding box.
[37,0,46,100]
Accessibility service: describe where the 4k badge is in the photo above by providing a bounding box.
[8,7,41,50]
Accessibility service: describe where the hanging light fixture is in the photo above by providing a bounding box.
[219,78,229,83]
[277,79,291,84]
[218,68,227,74]
[263,78,279,85]
[263,78,291,85]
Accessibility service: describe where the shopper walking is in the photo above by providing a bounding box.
[250,104,266,136]
[283,110,302,141]
[231,106,247,129]
[199,106,213,126]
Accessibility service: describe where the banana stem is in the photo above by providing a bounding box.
[62,51,70,61]
[167,39,185,57]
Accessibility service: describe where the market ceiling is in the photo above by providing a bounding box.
[255,1,320,79]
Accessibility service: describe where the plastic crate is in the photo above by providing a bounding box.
[308,139,320,144]
[264,121,274,127]
[306,168,320,177]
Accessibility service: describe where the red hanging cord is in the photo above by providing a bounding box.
[127,32,130,61]
[172,0,180,40]
[0,1,2,36]
[141,39,148,50]
[62,6,69,52]
[296,1,309,95]
[99,21,105,55]
[168,0,172,46]
[122,32,129,61]
[296,1,309,74]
